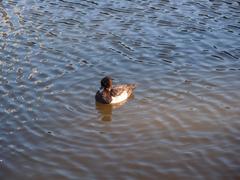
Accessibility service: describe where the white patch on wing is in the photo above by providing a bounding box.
[111,91,128,104]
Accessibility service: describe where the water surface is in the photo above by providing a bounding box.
[0,0,240,179]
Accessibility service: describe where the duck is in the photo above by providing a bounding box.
[95,76,136,104]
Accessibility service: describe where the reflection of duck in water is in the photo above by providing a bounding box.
[95,103,113,121]
[95,76,136,104]
[96,97,133,121]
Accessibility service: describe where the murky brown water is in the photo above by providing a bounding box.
[1,0,240,179]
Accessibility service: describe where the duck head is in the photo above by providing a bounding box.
[101,76,112,90]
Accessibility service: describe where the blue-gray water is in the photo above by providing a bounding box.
[1,0,240,179]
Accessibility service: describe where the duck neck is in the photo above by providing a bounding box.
[104,87,111,92]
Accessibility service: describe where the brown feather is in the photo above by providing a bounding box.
[111,84,136,97]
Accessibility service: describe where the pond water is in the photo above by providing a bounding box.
[0,0,240,179]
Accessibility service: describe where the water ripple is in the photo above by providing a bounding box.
[1,0,240,179]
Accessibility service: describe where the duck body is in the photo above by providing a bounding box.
[95,76,136,104]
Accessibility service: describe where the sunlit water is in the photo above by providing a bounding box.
[1,0,240,179]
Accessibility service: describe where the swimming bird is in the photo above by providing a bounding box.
[95,76,136,104]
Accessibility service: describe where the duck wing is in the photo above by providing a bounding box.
[111,84,136,97]
[110,85,125,97]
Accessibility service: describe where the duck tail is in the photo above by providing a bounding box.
[130,83,137,89]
